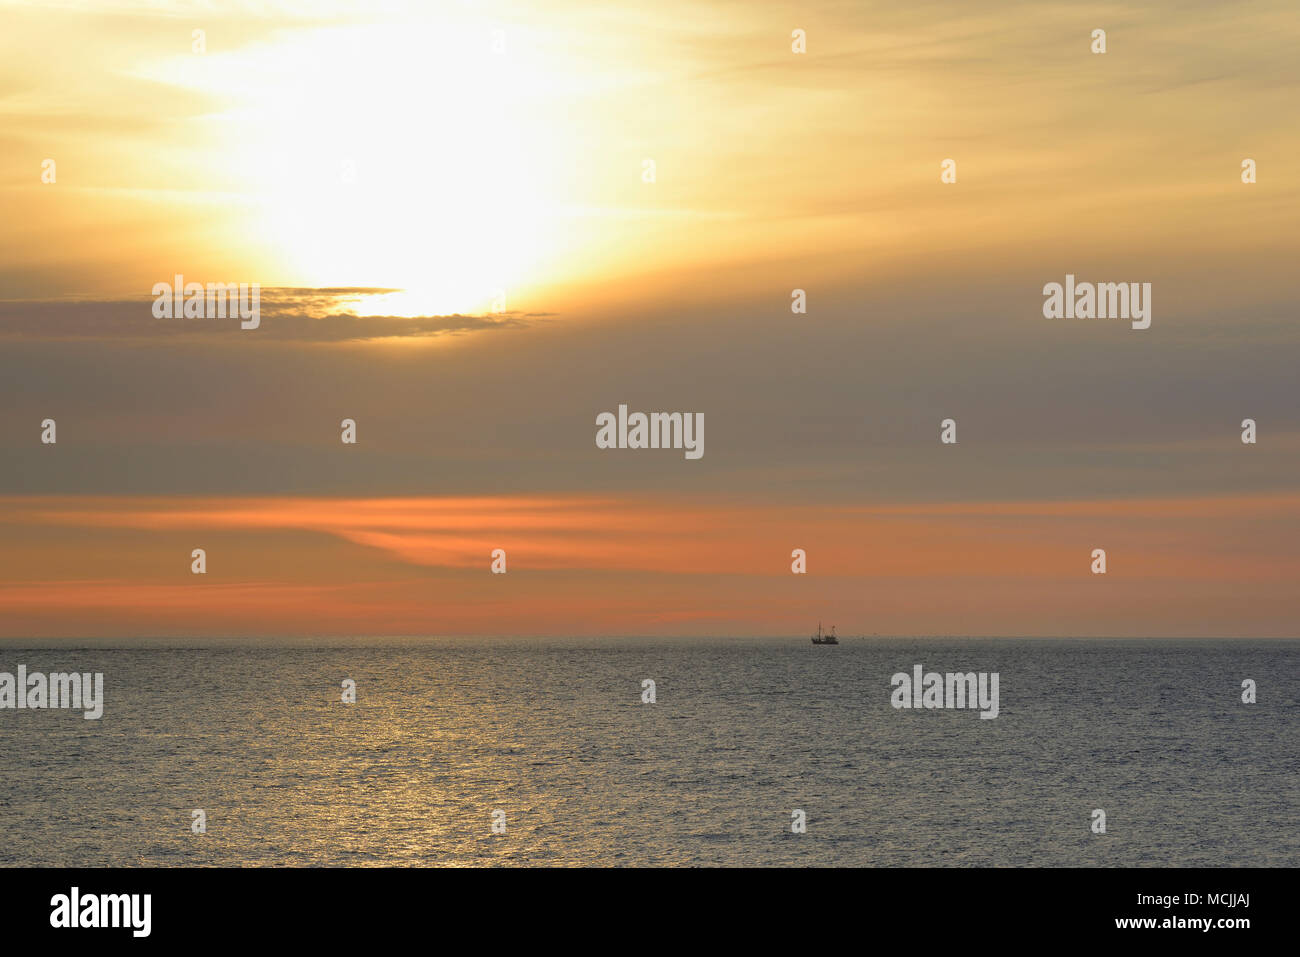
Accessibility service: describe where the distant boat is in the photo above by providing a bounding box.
[811,622,839,645]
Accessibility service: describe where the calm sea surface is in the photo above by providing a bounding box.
[0,638,1295,866]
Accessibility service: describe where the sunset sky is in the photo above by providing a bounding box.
[2,0,1298,637]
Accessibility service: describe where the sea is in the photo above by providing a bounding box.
[0,638,1294,867]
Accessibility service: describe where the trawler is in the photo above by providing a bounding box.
[811,622,839,645]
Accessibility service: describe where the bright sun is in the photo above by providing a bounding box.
[140,15,559,316]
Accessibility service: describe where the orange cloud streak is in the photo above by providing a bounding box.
[1,494,1297,636]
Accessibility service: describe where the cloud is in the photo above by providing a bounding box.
[2,492,1298,637]
[0,289,546,341]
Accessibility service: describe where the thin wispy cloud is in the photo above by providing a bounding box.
[0,291,545,341]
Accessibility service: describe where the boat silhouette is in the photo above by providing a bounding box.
[811,622,839,645]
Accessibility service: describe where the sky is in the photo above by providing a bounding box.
[1,0,1298,637]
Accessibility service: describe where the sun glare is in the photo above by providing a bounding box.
[134,15,563,316]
